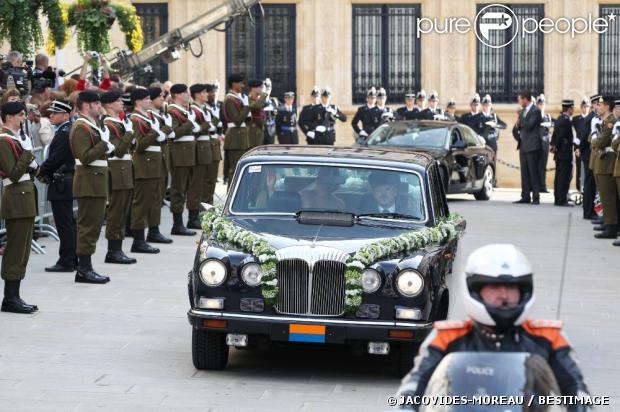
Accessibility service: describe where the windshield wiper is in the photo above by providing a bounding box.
[357,212,422,220]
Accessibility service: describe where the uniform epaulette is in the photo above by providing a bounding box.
[433,319,472,330]
[526,319,563,329]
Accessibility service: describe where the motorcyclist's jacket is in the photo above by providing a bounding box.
[398,319,589,402]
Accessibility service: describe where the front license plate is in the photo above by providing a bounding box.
[288,324,326,343]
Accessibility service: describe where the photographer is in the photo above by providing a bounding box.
[76,52,111,92]
[0,51,32,96]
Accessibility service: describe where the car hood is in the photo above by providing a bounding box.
[228,217,424,254]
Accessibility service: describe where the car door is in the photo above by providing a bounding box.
[458,125,488,189]
[448,127,470,191]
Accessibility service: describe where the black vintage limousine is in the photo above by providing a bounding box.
[188,146,465,376]
[360,120,496,200]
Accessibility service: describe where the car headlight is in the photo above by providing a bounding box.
[241,263,263,287]
[199,259,227,287]
[361,268,381,293]
[395,270,424,297]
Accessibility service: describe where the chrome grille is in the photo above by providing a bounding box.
[276,259,308,315]
[275,258,346,316]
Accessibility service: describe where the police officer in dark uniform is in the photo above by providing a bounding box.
[37,100,76,272]
[276,91,298,144]
[574,97,596,219]
[537,94,553,193]
[444,98,458,121]
[474,94,507,152]
[458,93,481,130]
[262,78,278,145]
[396,93,418,120]
[419,91,442,120]
[351,87,377,142]
[414,89,427,115]
[550,100,575,207]
[374,88,394,125]
[298,86,320,143]
[309,87,347,145]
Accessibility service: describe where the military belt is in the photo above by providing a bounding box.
[75,159,108,167]
[227,122,246,128]
[197,135,211,142]
[3,174,30,186]
[175,135,195,142]
[145,146,162,152]
[108,154,132,161]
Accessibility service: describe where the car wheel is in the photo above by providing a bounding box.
[397,342,420,377]
[474,165,494,201]
[192,329,229,370]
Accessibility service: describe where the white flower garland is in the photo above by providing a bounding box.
[201,207,465,314]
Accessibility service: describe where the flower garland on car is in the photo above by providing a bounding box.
[201,207,464,314]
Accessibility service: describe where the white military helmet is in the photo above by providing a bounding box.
[462,244,535,332]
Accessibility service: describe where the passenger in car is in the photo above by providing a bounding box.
[300,168,346,211]
[254,168,277,209]
[367,171,419,217]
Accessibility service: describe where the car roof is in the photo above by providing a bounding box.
[240,145,436,171]
[388,120,458,128]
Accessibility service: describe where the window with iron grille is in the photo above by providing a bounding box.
[133,3,168,83]
[476,4,544,103]
[599,5,620,95]
[226,4,296,100]
[352,5,421,104]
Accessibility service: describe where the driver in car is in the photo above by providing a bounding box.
[397,244,589,407]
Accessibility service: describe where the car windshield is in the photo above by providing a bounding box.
[367,123,448,149]
[230,163,425,221]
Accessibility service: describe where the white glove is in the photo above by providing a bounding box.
[263,105,274,112]
[359,130,368,137]
[105,142,115,154]
[191,120,201,133]
[163,113,173,128]
[315,125,327,133]
[99,126,110,143]
[591,132,599,141]
[613,135,619,142]
[20,135,33,151]
[217,121,223,128]
[241,94,249,107]
[203,109,212,122]
[208,124,216,132]
[29,159,38,169]
[540,122,552,128]
[212,107,220,119]
[149,118,160,132]
[485,121,498,127]
[605,146,614,153]
[156,130,166,142]
[122,117,133,133]
[326,106,337,115]
[167,131,176,140]
[307,131,315,139]
[187,110,197,124]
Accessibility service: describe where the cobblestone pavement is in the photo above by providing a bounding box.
[0,187,618,411]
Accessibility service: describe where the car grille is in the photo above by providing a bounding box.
[275,259,346,316]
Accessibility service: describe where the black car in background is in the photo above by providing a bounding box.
[361,120,496,200]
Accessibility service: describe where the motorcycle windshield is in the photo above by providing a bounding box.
[422,352,564,412]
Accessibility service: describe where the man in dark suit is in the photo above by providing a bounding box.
[574,97,597,219]
[550,100,575,206]
[513,91,543,204]
[367,171,419,217]
[37,100,76,272]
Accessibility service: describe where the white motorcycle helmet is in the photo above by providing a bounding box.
[462,244,535,332]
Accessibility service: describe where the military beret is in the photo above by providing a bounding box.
[536,94,546,104]
[377,88,387,98]
[248,79,263,88]
[148,87,162,100]
[321,87,331,97]
[470,93,481,104]
[310,86,320,97]
[367,87,377,97]
[227,73,245,88]
[481,94,492,104]
[283,91,295,98]
[1,101,26,115]
[121,93,132,106]
[100,90,122,104]
[205,83,215,93]
[131,87,150,103]
[428,91,439,101]
[561,99,575,108]
[78,90,100,103]
[446,98,456,107]
[48,99,73,114]
[190,83,207,95]
[170,83,188,94]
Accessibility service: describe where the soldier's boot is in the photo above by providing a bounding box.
[147,226,173,244]
[593,224,605,231]
[1,280,38,314]
[131,230,160,254]
[187,210,202,230]
[594,225,618,239]
[171,213,196,236]
[105,239,137,264]
[75,255,110,284]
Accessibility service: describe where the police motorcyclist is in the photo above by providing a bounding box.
[397,244,589,407]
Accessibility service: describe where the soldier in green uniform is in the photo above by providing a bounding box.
[71,91,114,284]
[204,83,224,205]
[129,88,169,253]
[248,79,267,149]
[146,86,174,244]
[591,96,617,239]
[223,73,266,184]
[0,102,39,313]
[167,84,201,235]
[611,99,620,247]
[101,91,137,263]
[186,83,214,229]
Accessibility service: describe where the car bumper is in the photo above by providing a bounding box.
[188,309,433,343]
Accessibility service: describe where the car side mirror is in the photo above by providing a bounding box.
[451,140,466,149]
